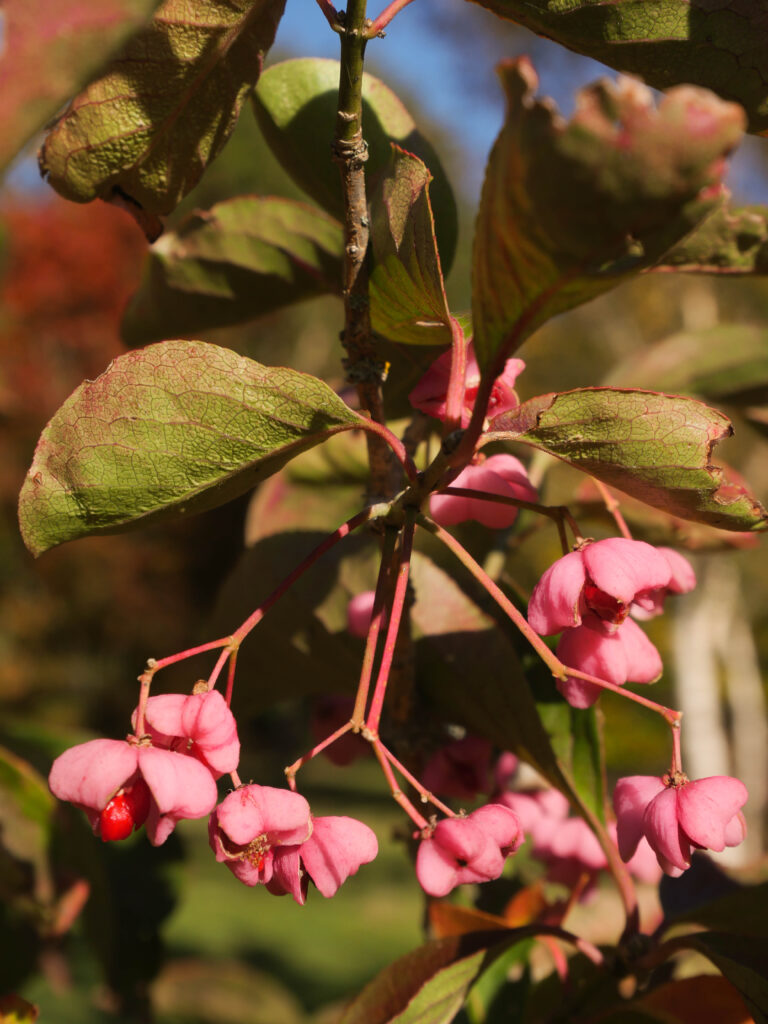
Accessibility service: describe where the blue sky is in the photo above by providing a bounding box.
[5,0,768,205]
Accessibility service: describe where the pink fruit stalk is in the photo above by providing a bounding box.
[614,773,748,876]
[415,803,523,897]
[430,454,538,529]
[409,343,525,428]
[49,737,218,845]
[346,590,376,638]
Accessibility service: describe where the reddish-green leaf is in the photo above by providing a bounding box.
[466,0,768,136]
[338,934,509,1024]
[18,340,361,556]
[253,59,458,273]
[669,933,768,1023]
[605,325,768,405]
[0,0,162,174]
[369,148,452,346]
[655,204,768,274]
[122,196,343,344]
[491,388,768,532]
[472,59,744,371]
[38,0,285,232]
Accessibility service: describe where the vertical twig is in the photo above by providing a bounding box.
[334,0,392,500]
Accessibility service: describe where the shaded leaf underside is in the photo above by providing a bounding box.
[122,196,344,344]
[369,147,453,346]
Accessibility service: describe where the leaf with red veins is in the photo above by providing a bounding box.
[490,387,768,532]
[0,0,162,174]
[38,0,286,231]
[18,340,361,557]
[471,58,744,372]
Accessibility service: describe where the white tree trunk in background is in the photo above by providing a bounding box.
[673,557,768,865]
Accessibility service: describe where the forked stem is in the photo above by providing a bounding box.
[366,513,416,733]
[367,0,417,35]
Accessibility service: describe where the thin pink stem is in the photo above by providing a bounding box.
[285,720,355,789]
[443,318,468,434]
[232,507,375,645]
[365,516,415,733]
[207,646,231,692]
[417,513,567,679]
[377,742,456,817]
[224,649,238,707]
[372,740,428,828]
[229,769,243,789]
[148,637,231,673]
[566,667,682,727]
[352,528,398,726]
[357,418,419,481]
[419,513,682,727]
[367,0,416,35]
[438,486,580,551]
[315,0,341,30]
[593,478,632,540]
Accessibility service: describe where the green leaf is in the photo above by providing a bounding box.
[253,58,458,273]
[338,934,511,1024]
[38,0,286,232]
[491,388,768,532]
[536,703,605,823]
[0,745,55,904]
[121,196,343,344]
[605,324,768,405]
[18,340,361,556]
[369,148,452,347]
[465,0,768,136]
[671,932,768,1024]
[655,204,768,274]
[0,0,162,175]
[471,59,745,371]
